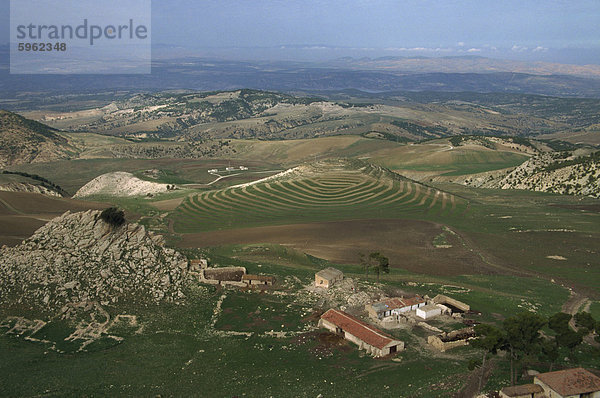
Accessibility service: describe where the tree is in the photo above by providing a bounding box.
[548,312,571,334]
[502,312,546,385]
[369,252,389,283]
[574,312,597,334]
[556,329,583,358]
[100,207,126,227]
[470,323,505,392]
[358,252,369,278]
[548,312,584,360]
[540,339,559,372]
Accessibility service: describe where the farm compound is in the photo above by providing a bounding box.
[319,309,404,357]
[315,267,343,288]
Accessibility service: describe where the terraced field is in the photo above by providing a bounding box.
[171,160,467,233]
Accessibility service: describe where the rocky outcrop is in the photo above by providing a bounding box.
[0,210,189,315]
[0,182,63,197]
[74,172,173,198]
[455,151,600,198]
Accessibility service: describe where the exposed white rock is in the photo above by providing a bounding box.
[0,210,190,314]
[74,171,172,198]
[0,182,62,197]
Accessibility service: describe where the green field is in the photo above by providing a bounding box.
[10,158,278,195]
[371,144,530,176]
[171,160,464,233]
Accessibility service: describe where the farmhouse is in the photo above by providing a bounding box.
[315,267,343,288]
[416,304,441,320]
[319,309,404,357]
[534,367,600,398]
[366,298,405,319]
[499,384,545,398]
[242,274,275,286]
[366,296,427,320]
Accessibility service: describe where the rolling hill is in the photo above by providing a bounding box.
[0,110,74,167]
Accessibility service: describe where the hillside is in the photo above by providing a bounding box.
[456,150,600,198]
[0,210,189,315]
[0,110,74,167]
[33,88,597,142]
[171,158,465,233]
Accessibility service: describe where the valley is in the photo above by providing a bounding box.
[1,87,599,397]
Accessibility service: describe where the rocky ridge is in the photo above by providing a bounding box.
[0,182,63,197]
[74,171,174,198]
[0,210,189,316]
[455,151,600,198]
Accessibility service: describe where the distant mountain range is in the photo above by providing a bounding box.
[326,55,600,78]
[2,48,600,98]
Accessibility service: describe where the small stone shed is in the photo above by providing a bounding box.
[499,384,545,398]
[431,294,470,313]
[242,274,275,286]
[315,267,343,288]
[534,367,600,398]
[189,259,208,271]
[319,309,404,357]
[416,304,441,320]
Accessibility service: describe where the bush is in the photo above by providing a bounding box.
[100,207,125,227]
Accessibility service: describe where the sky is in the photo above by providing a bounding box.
[2,0,600,64]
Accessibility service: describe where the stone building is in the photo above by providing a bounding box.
[315,267,343,288]
[365,296,426,320]
[242,274,275,286]
[416,304,441,319]
[499,384,545,398]
[319,309,404,357]
[534,367,600,398]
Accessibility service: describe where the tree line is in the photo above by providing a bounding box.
[470,310,599,392]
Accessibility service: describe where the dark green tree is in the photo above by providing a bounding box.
[470,323,505,392]
[548,312,571,334]
[369,252,389,283]
[548,312,584,359]
[358,252,369,278]
[540,339,559,372]
[503,312,546,385]
[100,207,126,227]
[574,312,597,334]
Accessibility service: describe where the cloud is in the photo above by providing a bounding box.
[511,45,528,52]
[457,42,465,47]
[467,48,481,52]
[532,46,548,52]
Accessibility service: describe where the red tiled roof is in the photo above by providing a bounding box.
[400,296,425,307]
[320,309,401,350]
[380,298,405,309]
[536,368,600,396]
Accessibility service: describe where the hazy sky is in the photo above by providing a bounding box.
[3,0,600,63]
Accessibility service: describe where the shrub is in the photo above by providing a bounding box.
[100,207,125,227]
